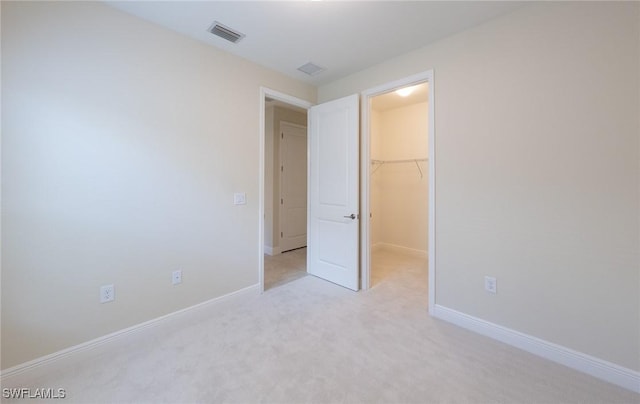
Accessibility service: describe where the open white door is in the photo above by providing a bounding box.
[307,94,359,291]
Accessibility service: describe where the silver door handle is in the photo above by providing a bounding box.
[343,214,357,220]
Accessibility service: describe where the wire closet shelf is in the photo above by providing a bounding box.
[370,158,428,178]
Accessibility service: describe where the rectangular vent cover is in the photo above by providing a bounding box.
[208,21,245,44]
[297,62,326,76]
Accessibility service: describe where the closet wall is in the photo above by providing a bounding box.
[371,101,429,255]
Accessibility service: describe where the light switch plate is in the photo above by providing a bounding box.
[234,193,246,205]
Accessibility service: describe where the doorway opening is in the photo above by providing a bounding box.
[259,89,312,291]
[361,71,435,312]
[369,83,429,287]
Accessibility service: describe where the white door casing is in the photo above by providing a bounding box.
[307,94,360,291]
[279,122,307,252]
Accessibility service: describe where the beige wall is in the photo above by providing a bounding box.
[370,109,383,247]
[321,2,640,371]
[1,1,315,369]
[371,102,429,252]
[264,106,307,253]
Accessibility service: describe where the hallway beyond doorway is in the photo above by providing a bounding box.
[264,248,307,290]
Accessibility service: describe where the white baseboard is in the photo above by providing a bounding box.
[1,284,261,380]
[264,246,281,256]
[432,304,640,393]
[373,242,427,258]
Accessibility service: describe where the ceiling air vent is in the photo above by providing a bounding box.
[297,62,326,76]
[207,21,245,44]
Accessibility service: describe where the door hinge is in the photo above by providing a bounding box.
[281,132,284,139]
[281,198,283,205]
[281,232,283,238]
[281,165,284,172]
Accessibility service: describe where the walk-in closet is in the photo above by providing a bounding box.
[370,83,429,286]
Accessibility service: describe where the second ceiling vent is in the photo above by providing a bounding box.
[297,62,326,76]
[207,21,245,44]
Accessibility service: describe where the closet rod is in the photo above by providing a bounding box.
[370,158,428,178]
[371,158,428,164]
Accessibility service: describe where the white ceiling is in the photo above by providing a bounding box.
[107,1,526,86]
[371,83,429,112]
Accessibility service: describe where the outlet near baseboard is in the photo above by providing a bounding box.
[484,276,497,294]
[100,284,115,303]
[172,270,182,285]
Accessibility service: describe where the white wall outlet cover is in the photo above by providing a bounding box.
[484,276,497,294]
[172,270,182,285]
[100,284,115,303]
[233,193,247,205]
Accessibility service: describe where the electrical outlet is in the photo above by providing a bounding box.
[484,276,497,294]
[172,270,182,285]
[100,284,115,303]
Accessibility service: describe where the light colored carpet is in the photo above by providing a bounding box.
[3,250,637,403]
[264,247,307,290]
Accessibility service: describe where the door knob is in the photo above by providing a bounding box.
[343,214,357,220]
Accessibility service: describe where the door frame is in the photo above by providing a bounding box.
[278,121,308,253]
[259,87,313,292]
[360,70,436,314]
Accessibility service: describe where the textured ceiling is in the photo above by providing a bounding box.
[107,1,526,86]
